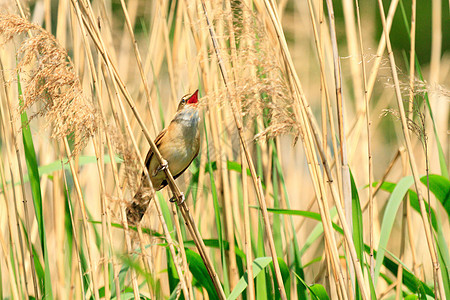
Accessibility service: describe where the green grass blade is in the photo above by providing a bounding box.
[259,207,343,234]
[271,165,283,256]
[227,257,272,300]
[256,218,268,300]
[367,245,434,297]
[350,171,364,300]
[374,176,414,284]
[436,234,450,297]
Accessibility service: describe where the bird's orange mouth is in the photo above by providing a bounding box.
[187,89,199,105]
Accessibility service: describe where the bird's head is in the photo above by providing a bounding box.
[178,89,199,111]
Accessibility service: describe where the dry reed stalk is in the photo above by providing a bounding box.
[0,156,25,300]
[305,0,342,202]
[209,96,238,291]
[262,0,348,296]
[221,1,240,286]
[136,225,155,298]
[204,84,231,288]
[72,1,210,298]
[396,1,416,297]
[61,156,88,299]
[0,227,20,299]
[342,0,363,112]
[65,3,139,296]
[199,0,288,298]
[366,0,398,102]
[193,133,208,222]
[241,146,255,299]
[0,53,41,299]
[158,0,177,103]
[184,0,258,297]
[232,7,256,296]
[354,0,374,283]
[345,0,399,138]
[323,0,355,292]
[0,66,29,299]
[170,202,195,299]
[396,149,409,299]
[63,138,101,300]
[297,94,348,299]
[115,1,192,295]
[69,0,225,297]
[118,0,158,134]
[429,0,442,85]
[262,0,371,298]
[376,0,445,298]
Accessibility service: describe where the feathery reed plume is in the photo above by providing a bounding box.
[106,124,147,200]
[200,1,299,141]
[0,14,97,156]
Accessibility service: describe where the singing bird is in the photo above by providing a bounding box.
[127,90,201,224]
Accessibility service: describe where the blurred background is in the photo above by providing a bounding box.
[0,0,448,299]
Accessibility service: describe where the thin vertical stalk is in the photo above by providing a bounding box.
[118,0,158,134]
[170,203,194,299]
[0,62,29,300]
[262,0,369,298]
[354,0,374,284]
[0,227,20,299]
[366,0,399,102]
[71,0,221,296]
[61,155,86,300]
[200,1,287,298]
[241,147,255,300]
[2,4,40,297]
[4,79,41,300]
[396,150,409,300]
[376,0,445,297]
[63,138,101,300]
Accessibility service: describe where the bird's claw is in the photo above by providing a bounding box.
[155,159,169,175]
[169,193,185,205]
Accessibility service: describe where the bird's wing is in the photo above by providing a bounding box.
[142,128,167,176]
[172,140,200,180]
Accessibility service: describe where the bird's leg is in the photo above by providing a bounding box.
[169,192,185,205]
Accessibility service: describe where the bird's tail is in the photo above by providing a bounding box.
[126,188,153,225]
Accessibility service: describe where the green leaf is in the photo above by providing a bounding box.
[350,171,364,300]
[256,218,268,300]
[367,245,434,297]
[294,272,330,300]
[420,174,450,217]
[374,176,414,284]
[227,257,272,300]
[258,207,343,235]
[185,249,217,299]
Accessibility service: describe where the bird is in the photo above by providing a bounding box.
[127,90,201,225]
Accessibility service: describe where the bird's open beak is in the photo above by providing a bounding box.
[187,89,199,105]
